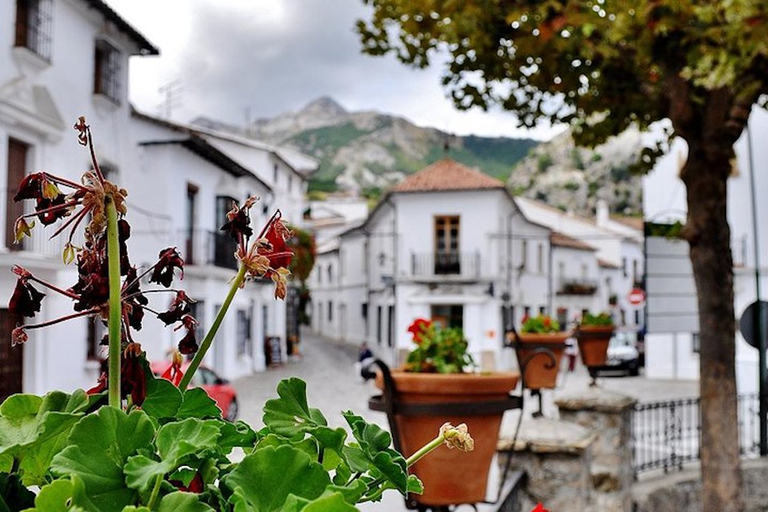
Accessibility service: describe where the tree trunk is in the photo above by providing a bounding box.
[681,143,743,512]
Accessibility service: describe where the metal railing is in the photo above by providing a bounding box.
[556,278,598,295]
[410,251,480,279]
[631,394,759,477]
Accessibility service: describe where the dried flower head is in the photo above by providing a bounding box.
[439,422,474,452]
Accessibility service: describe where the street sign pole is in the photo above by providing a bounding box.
[746,124,767,456]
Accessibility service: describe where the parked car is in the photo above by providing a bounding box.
[150,361,239,421]
[594,331,641,376]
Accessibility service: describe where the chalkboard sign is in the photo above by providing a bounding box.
[265,336,283,366]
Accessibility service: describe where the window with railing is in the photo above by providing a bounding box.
[434,215,460,274]
[94,39,122,103]
[14,0,52,60]
[236,309,251,356]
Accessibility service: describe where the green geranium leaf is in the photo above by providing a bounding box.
[177,389,222,420]
[28,475,96,512]
[341,412,408,493]
[407,475,424,495]
[263,379,346,457]
[141,377,183,420]
[50,408,155,512]
[0,472,35,511]
[283,491,359,512]
[224,445,330,512]
[325,480,368,506]
[0,391,89,486]
[156,491,215,512]
[125,418,221,493]
[263,378,328,436]
[217,420,258,452]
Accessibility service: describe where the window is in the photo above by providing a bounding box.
[273,164,279,184]
[622,257,628,278]
[6,138,29,250]
[431,305,463,329]
[537,244,544,273]
[362,303,369,336]
[692,332,700,354]
[214,196,238,269]
[633,259,639,284]
[376,306,383,345]
[520,240,528,270]
[539,305,546,315]
[328,301,333,322]
[236,309,251,356]
[86,317,106,361]
[188,301,205,356]
[327,264,333,283]
[14,0,52,60]
[434,215,460,274]
[185,184,198,264]
[94,39,122,103]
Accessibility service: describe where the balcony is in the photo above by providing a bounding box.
[181,230,239,270]
[556,278,598,296]
[410,252,480,281]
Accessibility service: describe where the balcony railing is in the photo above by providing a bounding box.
[556,278,598,296]
[183,230,239,270]
[410,252,480,279]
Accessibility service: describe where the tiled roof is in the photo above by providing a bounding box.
[611,216,644,231]
[598,258,621,269]
[391,159,505,193]
[551,231,596,251]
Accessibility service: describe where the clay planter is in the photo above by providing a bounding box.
[576,325,614,367]
[515,332,569,390]
[374,371,519,507]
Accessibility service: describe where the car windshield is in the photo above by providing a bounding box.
[609,331,637,348]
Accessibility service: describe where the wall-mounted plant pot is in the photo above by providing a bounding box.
[576,325,614,367]
[372,370,519,507]
[515,333,569,390]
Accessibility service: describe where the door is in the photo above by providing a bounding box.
[6,138,29,250]
[0,309,23,401]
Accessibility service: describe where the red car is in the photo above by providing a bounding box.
[151,361,239,421]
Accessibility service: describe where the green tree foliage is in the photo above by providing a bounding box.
[357,2,768,509]
[288,226,316,285]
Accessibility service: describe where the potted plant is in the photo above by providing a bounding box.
[0,119,473,511]
[576,311,615,367]
[515,314,570,389]
[372,318,520,507]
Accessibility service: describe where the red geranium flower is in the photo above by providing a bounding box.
[407,318,432,344]
[531,504,548,512]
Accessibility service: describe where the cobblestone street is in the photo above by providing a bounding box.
[231,329,700,510]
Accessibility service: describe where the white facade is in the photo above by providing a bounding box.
[0,0,157,397]
[0,0,311,398]
[516,197,646,332]
[642,109,768,390]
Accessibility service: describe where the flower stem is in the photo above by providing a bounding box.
[106,196,122,408]
[179,264,247,390]
[405,433,445,468]
[147,475,163,510]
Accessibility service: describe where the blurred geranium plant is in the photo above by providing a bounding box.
[405,318,475,373]
[0,119,470,511]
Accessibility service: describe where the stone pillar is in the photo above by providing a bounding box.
[497,416,595,511]
[556,387,637,512]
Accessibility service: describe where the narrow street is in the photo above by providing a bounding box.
[231,329,700,510]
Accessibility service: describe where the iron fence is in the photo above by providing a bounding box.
[631,393,759,477]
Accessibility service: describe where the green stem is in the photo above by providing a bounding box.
[147,475,163,510]
[106,197,122,408]
[405,433,445,468]
[179,264,247,390]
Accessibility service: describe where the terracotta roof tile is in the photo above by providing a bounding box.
[392,159,505,193]
[610,216,645,231]
[551,231,596,251]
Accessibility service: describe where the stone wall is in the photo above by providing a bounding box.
[556,387,637,512]
[632,459,768,512]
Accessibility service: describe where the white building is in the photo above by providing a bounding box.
[0,0,312,400]
[642,109,768,391]
[0,0,158,399]
[310,159,559,371]
[515,197,646,331]
[128,111,313,380]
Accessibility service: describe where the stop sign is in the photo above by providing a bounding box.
[628,288,646,306]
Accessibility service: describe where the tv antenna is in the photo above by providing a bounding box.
[158,79,183,119]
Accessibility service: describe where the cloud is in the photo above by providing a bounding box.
[110,0,561,139]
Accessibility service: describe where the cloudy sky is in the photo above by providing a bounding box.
[106,0,563,141]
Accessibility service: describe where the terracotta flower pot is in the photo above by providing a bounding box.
[374,370,519,507]
[514,332,569,390]
[576,325,614,366]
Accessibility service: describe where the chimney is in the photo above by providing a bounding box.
[596,199,609,227]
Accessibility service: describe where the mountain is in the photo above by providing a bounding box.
[507,127,645,216]
[193,97,645,216]
[194,97,539,194]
